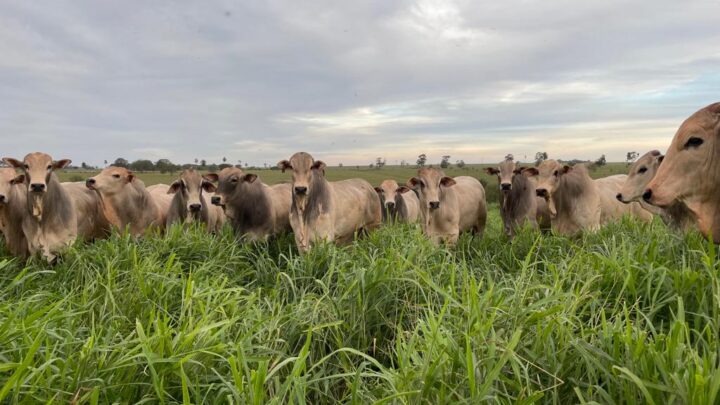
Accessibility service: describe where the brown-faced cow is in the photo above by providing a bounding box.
[408,168,487,245]
[643,102,720,242]
[166,169,225,233]
[206,167,291,241]
[374,179,420,223]
[278,152,382,252]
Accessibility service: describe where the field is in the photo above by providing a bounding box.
[2,164,719,404]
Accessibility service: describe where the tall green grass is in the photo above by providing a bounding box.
[0,208,718,404]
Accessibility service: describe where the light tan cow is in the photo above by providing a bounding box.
[374,179,420,223]
[206,167,291,241]
[526,160,651,236]
[644,102,720,242]
[86,167,172,236]
[407,168,487,245]
[485,159,548,237]
[617,150,695,230]
[3,153,109,262]
[278,152,382,252]
[166,169,225,233]
[0,168,29,257]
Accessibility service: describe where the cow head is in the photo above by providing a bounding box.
[484,159,525,193]
[168,169,216,220]
[407,168,455,210]
[523,160,570,217]
[3,152,71,220]
[0,168,24,206]
[278,152,326,209]
[616,150,663,203]
[375,179,412,216]
[86,166,136,196]
[206,167,257,220]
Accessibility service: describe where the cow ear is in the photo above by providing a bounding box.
[10,174,25,185]
[649,150,661,156]
[658,155,665,163]
[397,186,411,194]
[312,160,326,171]
[242,173,258,183]
[167,181,181,194]
[484,167,499,175]
[513,166,527,175]
[374,187,383,194]
[407,177,420,189]
[201,180,217,193]
[277,160,292,173]
[127,172,136,183]
[205,173,219,183]
[3,158,23,168]
[53,159,71,170]
[562,165,572,174]
[522,167,539,176]
[440,177,456,187]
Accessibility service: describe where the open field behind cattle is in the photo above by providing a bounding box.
[1,203,718,403]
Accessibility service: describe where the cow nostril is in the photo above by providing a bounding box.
[429,201,440,209]
[501,183,511,191]
[189,204,202,212]
[30,183,45,192]
[616,193,623,202]
[0,195,5,203]
[294,186,308,195]
[536,189,547,197]
[86,178,95,184]
[642,189,653,202]
[211,196,221,205]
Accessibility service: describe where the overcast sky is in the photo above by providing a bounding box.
[1,0,718,167]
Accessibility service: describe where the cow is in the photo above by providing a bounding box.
[3,152,109,262]
[374,179,420,223]
[0,168,29,257]
[206,167,291,241]
[407,168,487,245]
[525,160,652,236]
[86,166,172,236]
[166,169,225,233]
[643,103,720,242]
[277,152,382,252]
[485,159,549,237]
[616,150,695,230]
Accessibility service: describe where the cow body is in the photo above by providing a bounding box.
[375,179,420,223]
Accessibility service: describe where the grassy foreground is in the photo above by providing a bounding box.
[1,208,719,404]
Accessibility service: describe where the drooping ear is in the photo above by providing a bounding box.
[562,165,572,174]
[167,180,182,194]
[277,160,292,173]
[52,159,72,170]
[407,177,420,189]
[241,173,258,183]
[523,167,539,176]
[201,180,217,193]
[513,166,527,175]
[10,174,25,185]
[374,187,383,194]
[440,177,456,187]
[484,167,499,175]
[311,160,326,171]
[205,173,219,183]
[397,186,411,194]
[3,158,23,168]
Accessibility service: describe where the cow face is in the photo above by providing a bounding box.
[278,152,326,207]
[523,160,570,216]
[645,103,720,208]
[374,180,400,210]
[616,150,662,203]
[168,169,216,219]
[86,166,136,196]
[0,168,24,206]
[485,159,524,193]
[4,152,71,220]
[206,167,257,220]
[407,168,456,210]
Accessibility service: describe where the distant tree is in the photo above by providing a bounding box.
[113,158,129,168]
[237,160,242,167]
[417,153,427,167]
[440,155,451,169]
[456,160,466,168]
[155,159,177,174]
[81,162,89,169]
[129,159,155,172]
[218,163,232,170]
[194,158,199,165]
[594,154,607,167]
[534,152,548,166]
[222,157,227,164]
[400,159,407,167]
[375,157,385,169]
[200,159,207,168]
[244,163,249,168]
[103,160,108,167]
[369,163,374,169]
[626,151,639,166]
[505,153,514,161]
[338,163,343,168]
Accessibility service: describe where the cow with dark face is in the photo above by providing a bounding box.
[277,152,381,252]
[644,102,720,241]
[407,168,486,245]
[374,179,420,223]
[166,169,225,233]
[206,167,291,241]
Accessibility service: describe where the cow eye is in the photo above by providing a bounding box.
[638,167,647,174]
[46,165,52,170]
[112,174,120,179]
[684,137,704,149]
[230,177,238,183]
[553,170,559,177]
[23,164,29,170]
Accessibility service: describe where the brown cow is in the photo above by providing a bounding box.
[485,159,549,237]
[616,150,695,230]
[526,160,651,236]
[86,167,172,236]
[643,102,720,242]
[277,152,382,252]
[166,169,225,233]
[3,153,109,261]
[0,168,29,257]
[374,179,420,223]
[408,168,487,245]
[206,167,291,241]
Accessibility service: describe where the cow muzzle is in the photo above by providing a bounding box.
[429,201,440,210]
[642,189,653,203]
[501,183,511,191]
[385,202,395,210]
[30,183,46,193]
[86,178,96,190]
[536,188,548,198]
[0,194,5,204]
[211,196,223,206]
[189,203,202,212]
[294,186,308,195]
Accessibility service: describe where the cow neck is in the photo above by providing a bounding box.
[101,180,154,232]
[689,200,720,243]
[505,175,534,216]
[553,167,592,218]
[29,174,73,226]
[0,184,28,257]
[395,194,408,220]
[294,172,330,223]
[230,181,271,233]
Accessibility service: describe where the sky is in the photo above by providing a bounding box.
[0,0,718,167]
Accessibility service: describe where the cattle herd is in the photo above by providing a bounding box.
[0,102,718,263]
